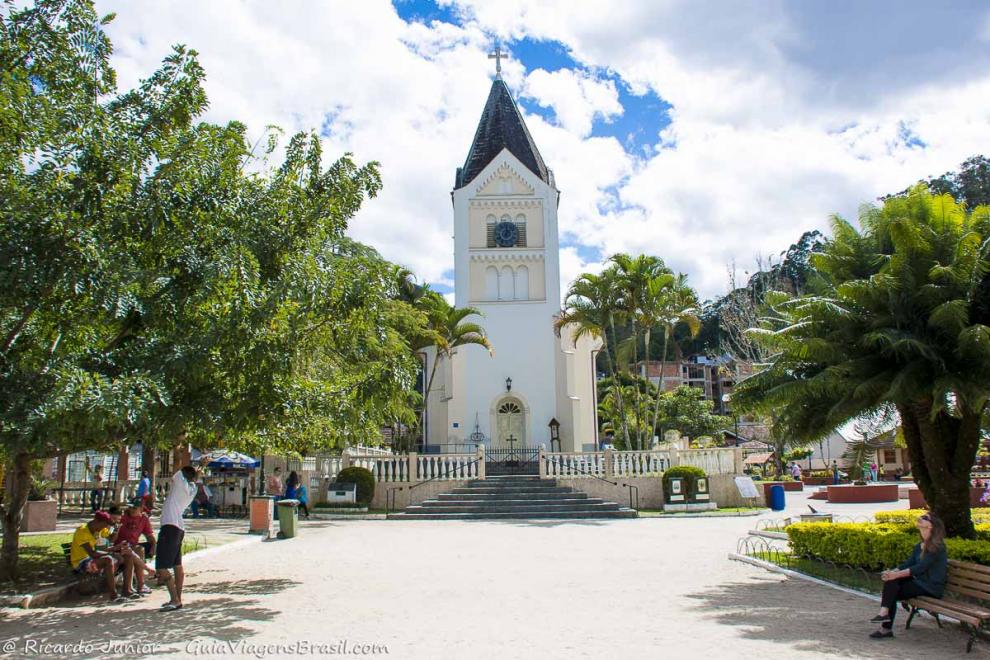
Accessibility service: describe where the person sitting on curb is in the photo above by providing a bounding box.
[113,503,157,586]
[869,513,947,639]
[70,511,135,603]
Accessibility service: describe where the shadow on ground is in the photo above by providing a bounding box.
[686,575,988,658]
[0,577,302,658]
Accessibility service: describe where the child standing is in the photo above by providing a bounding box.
[296,482,310,519]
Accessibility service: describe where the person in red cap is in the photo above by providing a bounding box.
[70,511,138,603]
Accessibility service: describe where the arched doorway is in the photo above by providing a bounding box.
[495,398,526,448]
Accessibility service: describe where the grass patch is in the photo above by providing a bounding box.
[751,550,882,595]
[2,532,205,594]
[638,506,766,517]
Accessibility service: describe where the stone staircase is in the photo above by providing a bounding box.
[388,475,637,520]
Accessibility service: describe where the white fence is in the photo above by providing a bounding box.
[542,447,740,479]
[319,449,482,483]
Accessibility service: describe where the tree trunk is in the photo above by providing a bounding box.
[142,443,157,491]
[607,316,632,450]
[649,327,671,445]
[898,401,981,538]
[1,452,33,581]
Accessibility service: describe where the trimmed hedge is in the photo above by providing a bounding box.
[335,466,375,505]
[663,465,706,492]
[786,522,990,568]
[874,508,990,525]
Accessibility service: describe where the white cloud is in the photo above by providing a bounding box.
[523,68,622,136]
[97,0,990,301]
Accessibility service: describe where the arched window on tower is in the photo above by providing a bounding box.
[499,266,515,301]
[514,214,527,247]
[485,266,499,301]
[486,214,497,248]
[514,265,529,300]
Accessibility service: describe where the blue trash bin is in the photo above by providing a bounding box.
[769,484,786,511]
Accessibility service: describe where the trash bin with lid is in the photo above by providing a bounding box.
[769,484,786,511]
[276,499,300,538]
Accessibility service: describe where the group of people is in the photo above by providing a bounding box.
[70,466,201,611]
[264,467,310,518]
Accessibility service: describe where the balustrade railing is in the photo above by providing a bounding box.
[417,454,480,480]
[541,447,739,478]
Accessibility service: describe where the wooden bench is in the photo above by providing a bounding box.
[906,559,990,653]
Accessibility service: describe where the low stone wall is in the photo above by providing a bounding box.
[555,476,663,509]
[710,474,767,508]
[369,479,457,511]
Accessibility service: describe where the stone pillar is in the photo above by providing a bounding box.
[538,446,547,479]
[669,448,681,468]
[604,447,614,479]
[476,444,486,480]
[407,452,419,485]
[341,448,351,470]
[733,447,744,475]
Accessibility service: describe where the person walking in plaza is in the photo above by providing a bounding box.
[284,471,299,500]
[266,466,284,501]
[869,513,947,639]
[90,464,105,512]
[135,469,152,511]
[156,465,198,612]
[832,460,840,485]
[870,461,878,482]
[790,462,802,480]
[296,480,310,519]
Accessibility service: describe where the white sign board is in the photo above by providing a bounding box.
[735,476,760,499]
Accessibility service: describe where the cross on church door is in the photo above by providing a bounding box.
[496,400,525,448]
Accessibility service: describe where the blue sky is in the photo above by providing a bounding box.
[98,0,990,299]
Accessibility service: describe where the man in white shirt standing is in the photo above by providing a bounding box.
[156,465,198,611]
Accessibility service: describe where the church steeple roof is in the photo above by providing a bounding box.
[455,77,549,189]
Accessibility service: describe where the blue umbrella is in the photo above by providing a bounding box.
[199,450,260,470]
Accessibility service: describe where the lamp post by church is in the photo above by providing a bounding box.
[548,418,561,452]
[505,377,512,392]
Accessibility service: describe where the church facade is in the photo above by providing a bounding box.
[424,73,601,454]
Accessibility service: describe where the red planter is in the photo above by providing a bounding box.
[827,484,899,503]
[908,487,986,509]
[761,481,804,501]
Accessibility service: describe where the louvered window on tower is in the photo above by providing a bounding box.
[515,214,527,247]
[486,215,497,248]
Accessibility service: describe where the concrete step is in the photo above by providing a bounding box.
[437,491,588,501]
[414,499,614,512]
[448,486,574,495]
[464,478,554,487]
[388,509,638,520]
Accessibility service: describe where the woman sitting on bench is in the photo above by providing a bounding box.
[870,513,947,639]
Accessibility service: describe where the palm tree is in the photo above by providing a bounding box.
[646,273,701,441]
[556,269,632,449]
[416,293,493,444]
[611,254,667,448]
[733,187,990,538]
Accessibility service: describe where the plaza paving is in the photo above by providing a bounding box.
[0,489,985,659]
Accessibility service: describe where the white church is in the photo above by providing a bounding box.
[424,62,601,455]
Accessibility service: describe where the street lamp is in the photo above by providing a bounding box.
[722,393,739,445]
[505,377,512,392]
[548,418,561,452]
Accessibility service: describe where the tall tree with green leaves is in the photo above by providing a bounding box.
[734,187,990,537]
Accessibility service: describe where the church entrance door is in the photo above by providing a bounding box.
[488,398,538,475]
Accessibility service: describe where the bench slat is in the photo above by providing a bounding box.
[947,575,990,597]
[947,565,990,585]
[912,596,990,618]
[950,560,990,576]
[945,584,990,603]
[908,598,985,626]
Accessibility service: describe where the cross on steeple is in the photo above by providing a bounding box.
[488,43,508,79]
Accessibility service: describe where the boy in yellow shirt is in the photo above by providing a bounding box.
[70,511,134,603]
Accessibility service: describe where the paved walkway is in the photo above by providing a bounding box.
[0,489,984,659]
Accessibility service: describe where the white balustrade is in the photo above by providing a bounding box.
[612,451,669,476]
[676,448,735,475]
[544,452,605,477]
[417,454,479,481]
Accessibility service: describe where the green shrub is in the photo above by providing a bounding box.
[334,467,375,505]
[874,509,990,525]
[663,465,706,493]
[786,521,990,568]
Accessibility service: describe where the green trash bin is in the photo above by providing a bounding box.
[276,499,300,539]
